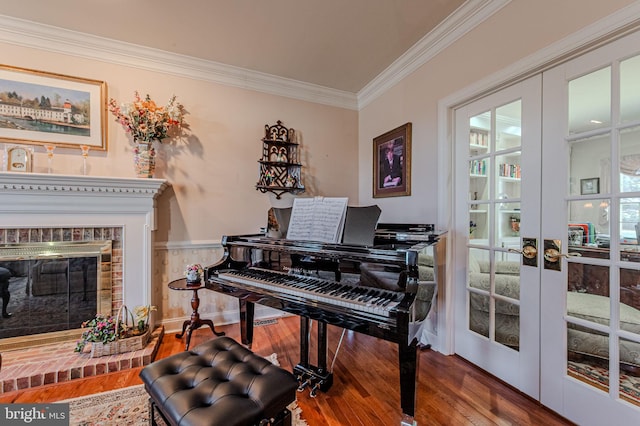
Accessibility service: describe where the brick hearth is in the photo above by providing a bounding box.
[0,326,164,393]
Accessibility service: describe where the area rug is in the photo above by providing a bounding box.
[63,354,307,425]
[568,360,640,405]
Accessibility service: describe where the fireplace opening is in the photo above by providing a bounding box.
[0,240,112,350]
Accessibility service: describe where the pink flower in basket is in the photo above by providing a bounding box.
[74,305,156,353]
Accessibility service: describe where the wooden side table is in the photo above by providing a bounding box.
[169,278,225,350]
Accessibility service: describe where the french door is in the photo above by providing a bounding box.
[454,29,640,423]
[540,31,640,424]
[454,76,542,398]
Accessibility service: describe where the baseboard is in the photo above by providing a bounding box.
[160,306,289,334]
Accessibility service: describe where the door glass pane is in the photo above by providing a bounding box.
[620,54,640,124]
[469,292,490,339]
[468,248,490,339]
[470,127,490,155]
[493,251,520,298]
[567,264,610,325]
[496,298,519,351]
[496,202,520,248]
[568,199,610,259]
[469,208,488,243]
[569,134,610,197]
[469,158,489,200]
[620,268,640,330]
[566,259,610,395]
[568,66,611,134]
[496,100,521,151]
[620,197,640,261]
[619,337,640,406]
[620,126,640,193]
[567,326,609,391]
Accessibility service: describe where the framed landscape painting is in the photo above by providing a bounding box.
[0,64,107,150]
[373,122,411,198]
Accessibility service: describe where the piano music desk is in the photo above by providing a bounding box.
[168,278,225,350]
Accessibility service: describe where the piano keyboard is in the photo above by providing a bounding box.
[216,267,404,317]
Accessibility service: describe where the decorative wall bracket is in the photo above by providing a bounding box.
[256,120,305,199]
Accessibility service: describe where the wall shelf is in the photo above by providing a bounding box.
[256,120,305,199]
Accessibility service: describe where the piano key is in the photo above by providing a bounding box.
[217,267,401,317]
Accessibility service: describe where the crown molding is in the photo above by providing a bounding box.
[0,14,358,110]
[357,0,510,109]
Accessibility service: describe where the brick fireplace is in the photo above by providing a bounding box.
[0,172,167,348]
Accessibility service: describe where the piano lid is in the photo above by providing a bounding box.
[221,233,434,266]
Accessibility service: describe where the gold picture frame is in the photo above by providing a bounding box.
[0,64,107,150]
[373,122,411,198]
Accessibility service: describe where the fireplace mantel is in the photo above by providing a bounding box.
[0,172,168,308]
[0,172,168,198]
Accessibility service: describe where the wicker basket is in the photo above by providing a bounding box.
[89,306,151,358]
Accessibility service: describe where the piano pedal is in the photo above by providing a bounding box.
[293,364,334,395]
[309,382,321,398]
[297,378,311,392]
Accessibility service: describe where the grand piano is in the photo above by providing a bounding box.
[204,223,443,425]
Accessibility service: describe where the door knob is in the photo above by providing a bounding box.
[508,237,538,267]
[543,248,581,263]
[543,239,581,271]
[509,245,538,259]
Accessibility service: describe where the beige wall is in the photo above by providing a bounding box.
[1,40,358,326]
[358,0,635,225]
[0,42,359,244]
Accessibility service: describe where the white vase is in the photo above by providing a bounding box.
[134,141,156,178]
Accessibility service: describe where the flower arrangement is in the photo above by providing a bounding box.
[74,313,126,353]
[108,91,186,143]
[185,263,203,283]
[74,305,156,353]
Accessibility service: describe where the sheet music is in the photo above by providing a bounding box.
[287,196,348,243]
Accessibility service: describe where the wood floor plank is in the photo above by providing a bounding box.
[0,316,572,425]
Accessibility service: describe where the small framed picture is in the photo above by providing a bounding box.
[3,144,33,172]
[580,177,599,195]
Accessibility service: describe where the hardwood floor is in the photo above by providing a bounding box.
[0,316,572,425]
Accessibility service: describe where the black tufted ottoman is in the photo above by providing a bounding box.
[140,336,298,426]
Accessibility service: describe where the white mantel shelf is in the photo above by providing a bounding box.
[0,172,168,196]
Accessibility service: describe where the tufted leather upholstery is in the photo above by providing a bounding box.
[140,336,298,426]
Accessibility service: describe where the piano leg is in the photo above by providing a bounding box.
[238,299,254,348]
[398,339,419,424]
[300,316,310,367]
[317,321,328,373]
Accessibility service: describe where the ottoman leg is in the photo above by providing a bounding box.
[148,398,155,426]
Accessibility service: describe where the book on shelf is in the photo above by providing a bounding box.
[286,196,348,243]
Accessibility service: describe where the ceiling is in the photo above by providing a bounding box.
[0,0,466,93]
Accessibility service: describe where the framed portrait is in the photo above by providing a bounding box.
[0,64,107,150]
[580,177,600,195]
[373,122,411,198]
